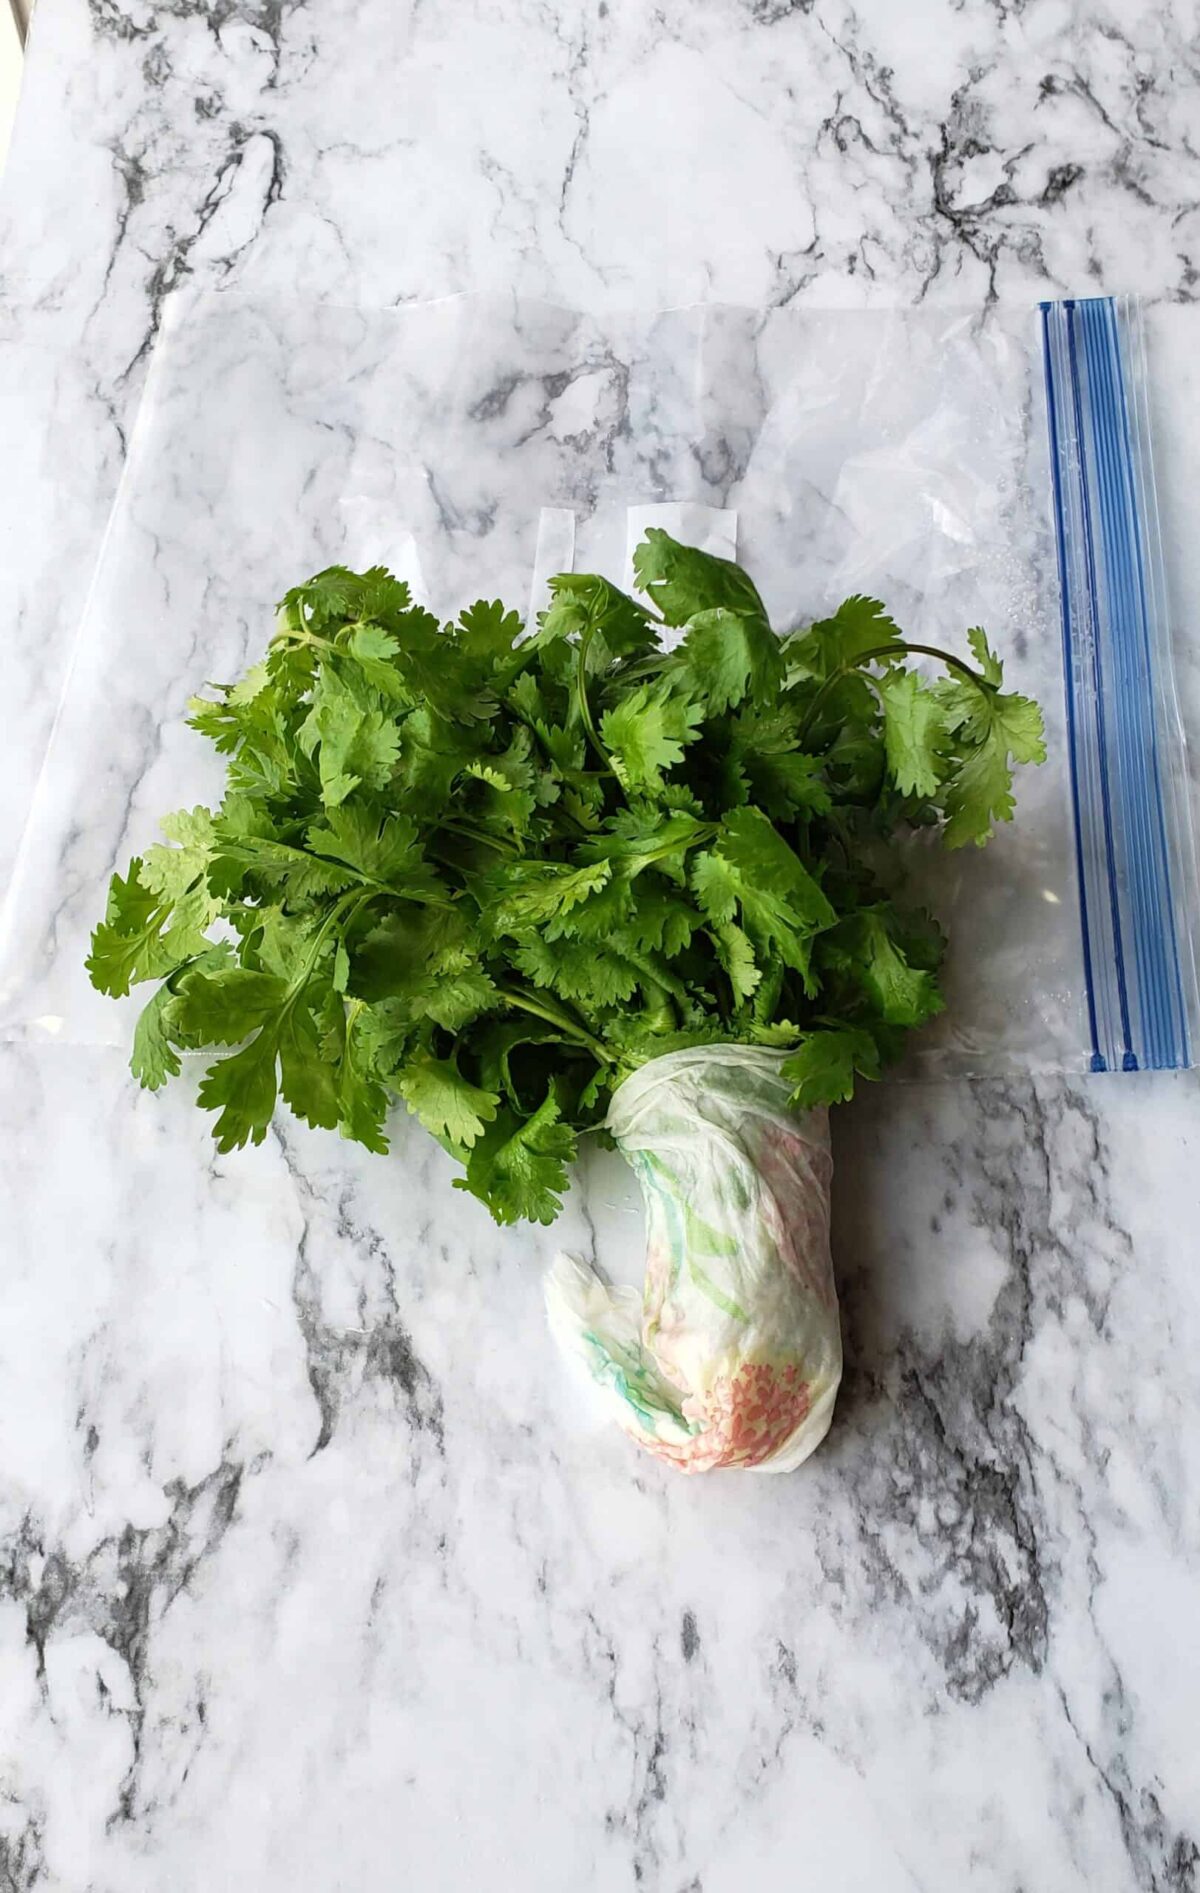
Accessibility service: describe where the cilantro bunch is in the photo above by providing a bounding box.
[87,532,1043,1226]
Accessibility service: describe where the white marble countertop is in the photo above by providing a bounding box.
[2,2,1200,1888]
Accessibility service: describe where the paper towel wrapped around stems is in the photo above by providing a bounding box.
[546,1045,842,1474]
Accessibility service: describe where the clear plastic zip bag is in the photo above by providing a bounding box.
[2,290,1197,1080]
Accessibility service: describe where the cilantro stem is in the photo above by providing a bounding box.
[225,837,454,906]
[632,824,718,868]
[575,625,619,784]
[496,983,615,1066]
[865,642,993,686]
[274,888,369,1028]
[273,602,340,660]
[621,949,688,1008]
[797,641,994,744]
[436,820,519,856]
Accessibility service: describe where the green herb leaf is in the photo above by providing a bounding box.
[876,670,948,797]
[675,607,784,714]
[306,805,439,898]
[632,529,768,628]
[822,912,944,1027]
[456,1088,576,1226]
[173,966,290,1045]
[395,1053,500,1150]
[130,982,185,1089]
[785,596,898,681]
[600,684,703,792]
[937,643,1046,847]
[86,857,213,997]
[781,1026,882,1110]
[197,1033,280,1152]
[298,665,402,807]
[693,808,836,985]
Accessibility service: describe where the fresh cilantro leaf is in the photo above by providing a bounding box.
[938,663,1046,848]
[306,805,437,898]
[350,602,475,725]
[747,1019,804,1048]
[394,704,476,819]
[418,970,499,1032]
[942,729,1027,847]
[228,661,271,707]
[781,1027,882,1110]
[333,939,351,993]
[463,726,541,837]
[186,690,252,756]
[580,809,711,883]
[537,573,656,664]
[601,1011,725,1065]
[252,907,322,982]
[600,684,703,792]
[977,689,1046,769]
[482,860,612,937]
[331,1002,391,1152]
[725,706,833,821]
[466,726,535,796]
[967,626,1003,686]
[689,850,738,926]
[693,808,836,983]
[513,934,642,1007]
[87,858,212,997]
[188,685,298,796]
[278,990,341,1133]
[676,607,784,714]
[353,568,415,627]
[632,529,768,627]
[821,912,944,1027]
[211,833,355,903]
[711,921,760,1003]
[350,998,413,1082]
[876,670,948,797]
[343,624,409,701]
[620,889,698,956]
[540,872,634,943]
[139,807,216,902]
[347,906,472,1004]
[87,861,170,997]
[395,1053,500,1149]
[458,598,524,665]
[130,982,185,1089]
[283,566,362,630]
[785,596,898,681]
[197,1033,280,1152]
[298,665,402,806]
[456,1088,576,1226]
[173,966,290,1045]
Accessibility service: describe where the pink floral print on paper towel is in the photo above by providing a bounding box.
[644,1359,814,1474]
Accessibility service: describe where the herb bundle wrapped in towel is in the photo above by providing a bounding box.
[548,1046,841,1472]
[87,532,1043,1474]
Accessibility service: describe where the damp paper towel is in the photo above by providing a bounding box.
[546,1046,842,1473]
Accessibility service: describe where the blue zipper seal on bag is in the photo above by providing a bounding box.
[1039,296,1193,1072]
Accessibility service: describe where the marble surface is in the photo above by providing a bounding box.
[1,1,1200,1888]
